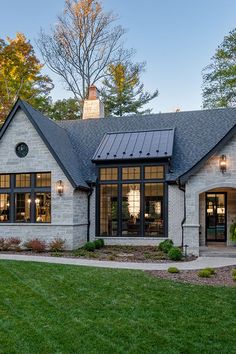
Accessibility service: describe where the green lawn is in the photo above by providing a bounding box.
[0,262,236,354]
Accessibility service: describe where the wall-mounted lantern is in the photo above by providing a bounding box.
[56,180,64,196]
[219,154,227,173]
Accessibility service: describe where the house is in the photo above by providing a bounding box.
[0,86,236,256]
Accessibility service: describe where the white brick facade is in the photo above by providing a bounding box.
[2,107,235,254]
[184,133,236,255]
[0,109,88,249]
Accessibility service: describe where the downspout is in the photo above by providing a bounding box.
[86,182,95,243]
[177,178,186,248]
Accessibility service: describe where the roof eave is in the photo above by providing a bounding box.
[179,122,236,184]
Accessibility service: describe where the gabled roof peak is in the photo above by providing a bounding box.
[0,99,89,190]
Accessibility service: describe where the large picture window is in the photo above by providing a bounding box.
[0,173,51,223]
[122,184,141,236]
[35,193,51,223]
[15,193,31,222]
[98,165,166,237]
[144,183,164,236]
[100,185,118,236]
[0,194,10,222]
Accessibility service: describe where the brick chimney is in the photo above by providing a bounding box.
[82,85,105,119]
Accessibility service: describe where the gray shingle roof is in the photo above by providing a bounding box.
[92,129,175,161]
[2,100,236,188]
[57,107,236,183]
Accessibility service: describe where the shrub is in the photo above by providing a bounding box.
[0,238,5,251]
[168,247,183,261]
[231,269,236,277]
[9,237,21,251]
[94,239,103,249]
[158,240,174,253]
[168,267,180,274]
[98,238,105,247]
[198,269,212,278]
[25,239,46,253]
[0,237,21,251]
[233,275,236,282]
[49,238,65,252]
[83,242,95,252]
[73,249,87,257]
[204,267,216,275]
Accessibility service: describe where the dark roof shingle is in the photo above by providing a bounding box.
[57,108,236,182]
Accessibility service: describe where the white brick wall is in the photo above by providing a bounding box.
[168,185,184,246]
[0,109,88,249]
[184,132,236,255]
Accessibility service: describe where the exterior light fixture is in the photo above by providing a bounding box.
[56,180,64,196]
[27,198,32,204]
[219,154,227,173]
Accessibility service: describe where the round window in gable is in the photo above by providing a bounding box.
[15,143,29,158]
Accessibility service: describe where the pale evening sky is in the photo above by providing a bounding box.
[0,0,235,113]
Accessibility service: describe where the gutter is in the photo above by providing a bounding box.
[86,181,95,243]
[177,178,186,248]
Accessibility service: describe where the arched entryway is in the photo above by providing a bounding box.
[199,186,236,252]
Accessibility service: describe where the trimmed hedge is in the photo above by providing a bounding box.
[158,240,173,253]
[168,267,180,274]
[167,247,183,261]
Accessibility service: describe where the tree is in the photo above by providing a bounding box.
[202,28,236,108]
[37,0,131,103]
[0,33,53,123]
[101,62,158,116]
[44,98,82,120]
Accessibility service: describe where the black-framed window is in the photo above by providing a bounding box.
[36,173,51,187]
[35,193,51,223]
[15,174,31,188]
[0,173,51,223]
[100,184,118,236]
[15,193,31,222]
[122,167,140,180]
[145,166,164,179]
[0,175,10,188]
[100,168,118,181]
[0,194,10,222]
[98,164,166,238]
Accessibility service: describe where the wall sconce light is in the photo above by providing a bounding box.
[219,154,227,173]
[56,180,64,196]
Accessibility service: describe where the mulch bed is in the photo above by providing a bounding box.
[148,266,236,287]
[0,245,196,263]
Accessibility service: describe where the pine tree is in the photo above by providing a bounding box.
[101,62,158,116]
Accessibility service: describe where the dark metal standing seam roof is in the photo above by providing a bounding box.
[92,129,175,161]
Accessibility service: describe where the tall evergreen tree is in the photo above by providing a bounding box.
[202,28,236,108]
[101,62,158,116]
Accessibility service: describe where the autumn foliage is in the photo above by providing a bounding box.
[0,33,53,123]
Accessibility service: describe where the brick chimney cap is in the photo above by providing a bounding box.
[88,85,100,100]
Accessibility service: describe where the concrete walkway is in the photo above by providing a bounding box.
[0,254,236,270]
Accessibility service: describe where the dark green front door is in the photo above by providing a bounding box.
[206,193,226,242]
